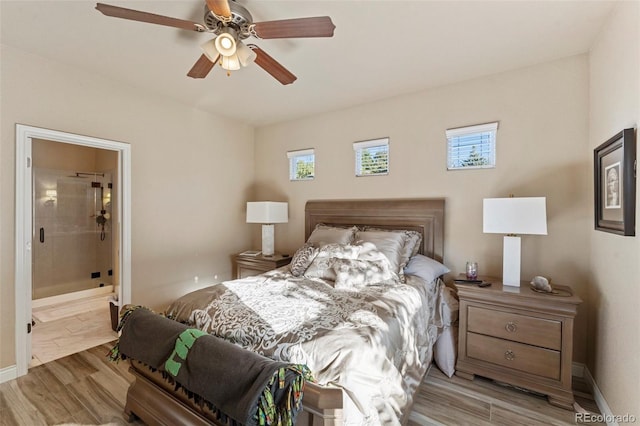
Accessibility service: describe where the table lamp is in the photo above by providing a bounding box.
[483,197,547,287]
[246,201,288,256]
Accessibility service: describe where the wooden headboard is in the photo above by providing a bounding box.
[305,198,445,262]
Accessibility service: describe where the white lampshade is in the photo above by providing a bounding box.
[483,197,547,287]
[246,202,288,224]
[236,41,257,67]
[483,197,547,235]
[201,39,220,62]
[221,54,241,71]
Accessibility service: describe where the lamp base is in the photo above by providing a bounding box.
[261,224,275,257]
[502,235,521,287]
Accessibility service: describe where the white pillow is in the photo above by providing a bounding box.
[434,325,458,378]
[438,285,459,326]
[403,254,450,283]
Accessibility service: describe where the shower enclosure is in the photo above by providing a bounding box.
[33,168,113,300]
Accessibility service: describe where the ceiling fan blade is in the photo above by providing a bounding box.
[187,54,217,79]
[247,45,297,85]
[252,16,335,39]
[96,3,205,32]
[205,0,232,19]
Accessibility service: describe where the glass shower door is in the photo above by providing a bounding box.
[33,168,113,300]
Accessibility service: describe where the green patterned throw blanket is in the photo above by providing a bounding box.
[110,306,310,426]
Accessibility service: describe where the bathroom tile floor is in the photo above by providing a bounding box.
[30,294,118,367]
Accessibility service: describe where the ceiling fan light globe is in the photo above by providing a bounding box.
[201,39,220,62]
[236,42,256,67]
[215,33,237,56]
[221,54,241,71]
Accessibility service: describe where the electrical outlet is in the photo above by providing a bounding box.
[194,276,199,283]
[214,274,218,280]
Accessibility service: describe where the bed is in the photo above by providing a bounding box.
[121,198,448,426]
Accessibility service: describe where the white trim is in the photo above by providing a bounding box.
[286,148,314,158]
[583,365,619,426]
[15,127,32,377]
[352,137,389,151]
[0,365,18,384]
[445,121,498,138]
[14,124,132,378]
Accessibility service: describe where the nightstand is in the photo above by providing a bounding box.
[454,279,582,410]
[232,252,292,279]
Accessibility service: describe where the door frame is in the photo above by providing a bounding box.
[15,124,132,377]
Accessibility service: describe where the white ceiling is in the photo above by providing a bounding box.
[1,1,616,126]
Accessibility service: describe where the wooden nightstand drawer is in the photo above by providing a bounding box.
[468,306,561,350]
[467,333,561,380]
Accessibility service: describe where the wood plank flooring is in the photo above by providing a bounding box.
[1,342,602,425]
[31,294,118,367]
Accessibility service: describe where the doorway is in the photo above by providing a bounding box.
[31,141,118,365]
[15,125,131,376]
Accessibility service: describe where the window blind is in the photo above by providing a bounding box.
[353,138,389,176]
[446,122,497,170]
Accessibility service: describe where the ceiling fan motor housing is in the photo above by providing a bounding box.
[204,2,252,40]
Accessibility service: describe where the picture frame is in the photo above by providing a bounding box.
[593,128,636,236]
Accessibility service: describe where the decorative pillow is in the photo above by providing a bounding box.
[332,258,396,289]
[434,325,458,378]
[289,243,319,277]
[354,230,406,275]
[362,227,423,259]
[403,254,450,284]
[303,243,361,281]
[306,224,357,246]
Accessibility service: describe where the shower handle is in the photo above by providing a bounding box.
[39,227,44,243]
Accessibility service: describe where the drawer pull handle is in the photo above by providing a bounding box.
[505,321,517,333]
[504,350,516,361]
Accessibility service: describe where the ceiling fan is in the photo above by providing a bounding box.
[95,0,336,85]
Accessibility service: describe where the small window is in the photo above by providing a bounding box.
[353,138,389,177]
[446,122,498,170]
[287,149,315,181]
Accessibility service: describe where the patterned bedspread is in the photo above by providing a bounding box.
[165,268,442,425]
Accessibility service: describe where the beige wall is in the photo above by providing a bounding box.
[255,55,592,363]
[588,1,640,419]
[0,45,255,369]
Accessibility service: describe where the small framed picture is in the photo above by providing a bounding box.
[593,128,636,235]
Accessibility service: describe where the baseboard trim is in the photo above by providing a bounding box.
[580,364,618,426]
[0,365,17,384]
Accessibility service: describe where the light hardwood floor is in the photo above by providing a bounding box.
[31,294,118,367]
[1,341,602,426]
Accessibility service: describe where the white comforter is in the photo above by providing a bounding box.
[165,268,442,425]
